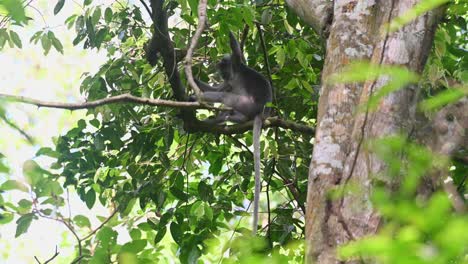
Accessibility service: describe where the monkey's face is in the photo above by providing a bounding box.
[217,55,232,80]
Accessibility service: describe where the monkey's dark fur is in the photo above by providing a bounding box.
[194,32,272,234]
[195,32,272,123]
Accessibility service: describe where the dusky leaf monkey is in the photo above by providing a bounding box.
[193,31,272,234]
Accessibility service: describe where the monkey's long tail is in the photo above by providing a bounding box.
[252,114,262,235]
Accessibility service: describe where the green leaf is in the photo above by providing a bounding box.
[51,37,64,53]
[29,31,42,44]
[18,199,32,209]
[169,187,188,201]
[74,215,91,228]
[40,209,53,216]
[9,30,22,48]
[388,0,450,32]
[0,180,28,192]
[75,16,84,33]
[85,189,96,209]
[0,29,8,49]
[190,201,204,219]
[284,19,294,35]
[154,226,166,244]
[203,203,213,221]
[84,0,92,6]
[170,222,183,245]
[23,160,44,186]
[96,226,118,249]
[129,229,141,240]
[95,28,108,48]
[276,48,285,69]
[209,157,222,175]
[15,213,34,237]
[120,239,147,254]
[92,7,101,25]
[0,0,27,25]
[241,7,254,28]
[89,119,100,128]
[198,181,213,202]
[65,14,78,29]
[187,0,198,13]
[40,35,52,55]
[36,147,59,158]
[0,212,14,224]
[420,88,467,111]
[17,199,32,214]
[122,198,136,216]
[53,0,65,15]
[104,8,113,23]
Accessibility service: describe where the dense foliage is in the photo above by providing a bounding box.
[0,0,466,263]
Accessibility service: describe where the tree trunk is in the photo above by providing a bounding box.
[287,1,455,263]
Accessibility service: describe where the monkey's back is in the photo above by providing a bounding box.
[238,64,272,105]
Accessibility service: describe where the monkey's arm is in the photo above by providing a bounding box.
[195,79,229,92]
[229,31,244,68]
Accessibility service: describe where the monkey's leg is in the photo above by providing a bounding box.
[224,111,249,123]
[201,111,248,125]
[223,94,262,119]
[202,111,231,124]
[195,79,227,92]
[199,91,225,103]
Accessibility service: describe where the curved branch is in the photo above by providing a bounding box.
[285,0,333,37]
[1,93,314,134]
[149,0,187,101]
[187,116,315,135]
[184,0,208,98]
[0,93,217,110]
[138,0,152,17]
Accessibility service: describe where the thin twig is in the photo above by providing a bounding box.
[273,169,306,214]
[70,255,86,264]
[43,246,59,264]
[80,208,118,241]
[184,0,208,98]
[0,114,34,144]
[34,210,82,258]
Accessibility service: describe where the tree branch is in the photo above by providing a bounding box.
[138,0,152,17]
[34,246,59,264]
[186,116,314,135]
[285,0,333,37]
[184,0,208,98]
[80,208,118,241]
[1,93,314,134]
[149,0,187,102]
[0,114,35,144]
[0,93,217,110]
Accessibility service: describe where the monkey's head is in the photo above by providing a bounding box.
[217,54,233,80]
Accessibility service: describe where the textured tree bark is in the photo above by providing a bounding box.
[285,0,456,263]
